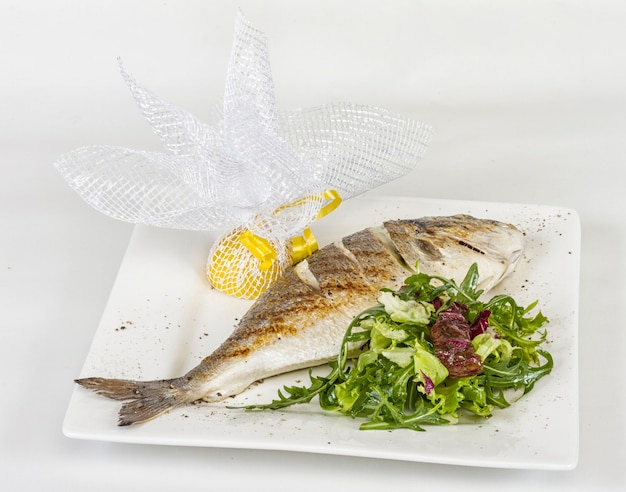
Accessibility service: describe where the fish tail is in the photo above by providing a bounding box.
[75,377,192,426]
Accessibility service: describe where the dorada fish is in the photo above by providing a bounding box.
[76,214,524,426]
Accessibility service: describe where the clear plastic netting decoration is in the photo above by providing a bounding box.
[54,11,433,299]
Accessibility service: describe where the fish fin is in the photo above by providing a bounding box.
[75,377,190,426]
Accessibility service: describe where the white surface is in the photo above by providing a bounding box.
[1,0,624,490]
[63,197,580,470]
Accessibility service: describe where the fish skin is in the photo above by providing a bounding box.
[75,214,524,426]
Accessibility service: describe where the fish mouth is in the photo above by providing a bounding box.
[500,245,524,277]
[478,246,524,292]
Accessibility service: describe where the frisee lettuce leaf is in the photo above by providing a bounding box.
[238,263,553,431]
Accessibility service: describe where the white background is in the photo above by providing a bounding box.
[1,1,624,490]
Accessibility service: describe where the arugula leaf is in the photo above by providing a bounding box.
[236,263,553,432]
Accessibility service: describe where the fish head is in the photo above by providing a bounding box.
[384,215,525,293]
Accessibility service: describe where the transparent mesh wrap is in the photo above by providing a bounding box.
[54,12,433,299]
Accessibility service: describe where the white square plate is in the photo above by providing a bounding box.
[63,196,580,469]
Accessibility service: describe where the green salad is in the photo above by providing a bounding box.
[244,263,552,431]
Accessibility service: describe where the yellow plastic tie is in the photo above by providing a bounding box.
[288,189,342,263]
[316,189,342,220]
[238,229,277,271]
[288,189,341,263]
[291,227,318,264]
[208,189,342,299]
[238,189,342,268]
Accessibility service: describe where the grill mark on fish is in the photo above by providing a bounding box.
[75,214,525,426]
[306,242,377,320]
[342,228,411,285]
[457,240,485,255]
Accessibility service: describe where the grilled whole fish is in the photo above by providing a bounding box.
[76,214,524,426]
